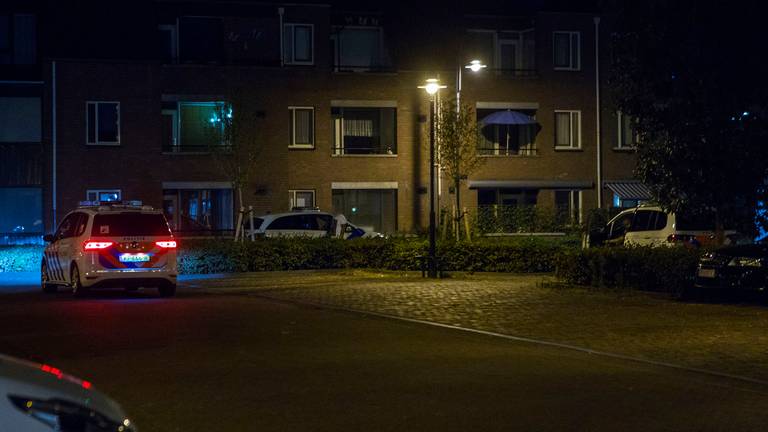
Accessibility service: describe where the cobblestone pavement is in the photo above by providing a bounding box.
[184,270,768,382]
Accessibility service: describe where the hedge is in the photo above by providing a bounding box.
[554,246,702,295]
[0,246,44,273]
[177,237,577,274]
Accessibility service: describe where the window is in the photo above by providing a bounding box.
[289,107,314,148]
[553,31,580,70]
[163,101,227,153]
[332,107,396,155]
[91,213,172,237]
[267,214,332,232]
[86,189,121,202]
[283,23,313,65]
[162,188,233,234]
[554,110,581,149]
[157,24,178,62]
[555,190,582,224]
[0,14,36,65]
[617,112,638,149]
[467,29,535,75]
[86,102,120,145]
[289,190,315,210]
[0,97,41,142]
[629,210,667,232]
[179,17,222,63]
[0,187,42,244]
[477,108,537,156]
[333,27,389,71]
[332,189,397,233]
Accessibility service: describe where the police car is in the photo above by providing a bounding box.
[42,201,177,297]
[0,353,135,431]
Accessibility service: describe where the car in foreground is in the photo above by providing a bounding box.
[693,241,767,296]
[0,353,135,431]
[585,205,742,248]
[249,210,383,239]
[42,201,178,297]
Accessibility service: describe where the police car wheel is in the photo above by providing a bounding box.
[71,265,88,297]
[41,261,57,294]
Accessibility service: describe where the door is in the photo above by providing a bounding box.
[163,194,179,231]
[51,213,80,282]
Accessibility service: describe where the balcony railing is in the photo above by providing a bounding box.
[162,144,232,154]
[332,146,396,156]
[477,146,538,156]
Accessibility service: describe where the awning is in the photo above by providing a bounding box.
[604,180,652,200]
[468,180,593,189]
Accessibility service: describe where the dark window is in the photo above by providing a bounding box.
[0,188,42,240]
[91,213,171,237]
[283,24,313,64]
[653,212,668,230]
[630,210,653,231]
[179,17,223,63]
[86,102,120,145]
[553,31,580,70]
[73,213,88,237]
[608,212,634,239]
[55,214,77,239]
[0,97,41,143]
[333,27,389,71]
[332,107,396,155]
[0,14,36,65]
[267,215,320,230]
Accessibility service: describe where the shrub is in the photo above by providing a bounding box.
[0,246,45,273]
[178,237,576,275]
[554,246,702,294]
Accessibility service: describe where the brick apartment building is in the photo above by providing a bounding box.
[0,0,648,241]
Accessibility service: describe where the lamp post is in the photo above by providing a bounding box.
[419,78,446,278]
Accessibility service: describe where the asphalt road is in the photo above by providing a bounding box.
[1,281,768,431]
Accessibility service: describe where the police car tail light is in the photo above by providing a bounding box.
[156,240,177,249]
[83,240,113,250]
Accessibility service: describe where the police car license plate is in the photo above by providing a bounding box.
[697,268,716,278]
[119,253,150,263]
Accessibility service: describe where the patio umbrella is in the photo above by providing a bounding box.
[480,110,539,155]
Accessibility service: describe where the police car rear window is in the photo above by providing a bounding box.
[91,213,171,237]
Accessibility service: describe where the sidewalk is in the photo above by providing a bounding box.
[189,270,768,382]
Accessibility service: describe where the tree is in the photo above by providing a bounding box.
[605,1,768,240]
[206,92,264,239]
[435,100,485,239]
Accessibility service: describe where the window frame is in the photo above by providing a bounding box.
[332,25,384,72]
[331,105,398,156]
[289,189,316,210]
[288,106,315,148]
[616,111,638,150]
[555,189,582,225]
[85,101,121,146]
[86,189,122,202]
[554,110,581,150]
[158,24,179,62]
[553,31,581,71]
[284,23,314,65]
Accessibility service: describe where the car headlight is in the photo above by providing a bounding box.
[727,257,763,267]
[8,395,135,431]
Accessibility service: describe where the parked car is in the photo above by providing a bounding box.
[0,353,135,431]
[585,205,742,248]
[249,210,383,239]
[693,240,768,295]
[42,201,178,297]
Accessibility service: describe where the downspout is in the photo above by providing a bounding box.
[52,61,57,227]
[593,17,603,208]
[278,7,285,67]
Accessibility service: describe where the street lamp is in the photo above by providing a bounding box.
[418,78,446,278]
[456,59,486,114]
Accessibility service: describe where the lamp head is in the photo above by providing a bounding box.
[465,59,487,72]
[419,78,446,95]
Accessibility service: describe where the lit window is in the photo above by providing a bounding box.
[284,23,313,65]
[86,189,121,202]
[289,190,315,210]
[554,110,581,149]
[162,101,227,152]
[289,107,314,148]
[553,31,580,70]
[86,102,120,145]
[331,106,396,155]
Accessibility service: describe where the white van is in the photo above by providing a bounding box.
[588,205,741,247]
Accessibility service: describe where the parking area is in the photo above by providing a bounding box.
[181,270,768,383]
